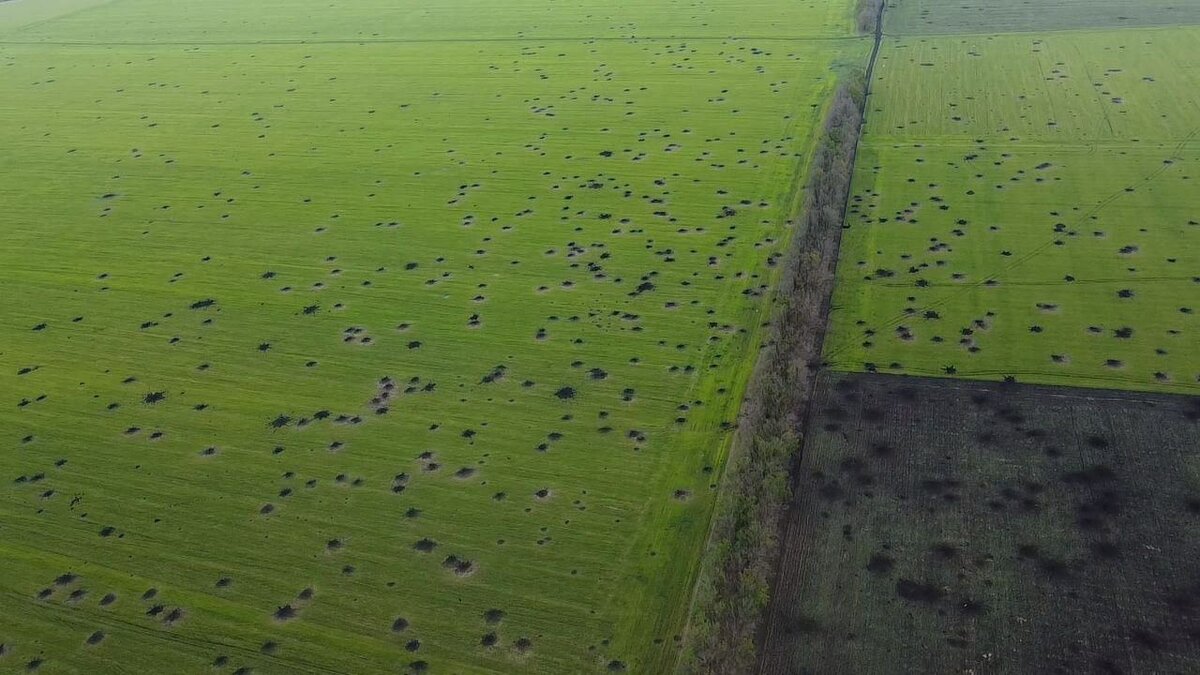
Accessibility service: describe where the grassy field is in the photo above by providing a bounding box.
[0,0,866,672]
[824,26,1200,393]
[761,371,1200,673]
[885,0,1200,35]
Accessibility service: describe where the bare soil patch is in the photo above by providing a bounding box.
[760,371,1200,673]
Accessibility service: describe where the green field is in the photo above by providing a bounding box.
[1,0,856,41]
[885,0,1200,34]
[0,0,866,672]
[825,26,1200,393]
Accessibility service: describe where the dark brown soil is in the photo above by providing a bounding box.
[760,371,1200,674]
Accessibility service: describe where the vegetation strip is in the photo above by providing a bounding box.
[855,0,883,36]
[683,17,882,670]
[683,4,884,669]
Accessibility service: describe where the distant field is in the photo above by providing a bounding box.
[885,0,1200,35]
[868,28,1200,142]
[0,0,854,41]
[0,0,864,672]
[762,371,1200,673]
[825,27,1200,393]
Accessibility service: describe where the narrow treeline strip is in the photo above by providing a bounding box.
[680,71,868,674]
[856,0,884,34]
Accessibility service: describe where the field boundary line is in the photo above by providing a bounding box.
[0,34,867,47]
[822,367,1199,404]
[873,274,1199,288]
[881,21,1200,40]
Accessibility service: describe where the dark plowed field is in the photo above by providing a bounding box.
[760,371,1200,674]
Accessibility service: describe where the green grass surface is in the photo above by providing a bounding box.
[2,0,855,41]
[825,27,1200,393]
[885,0,1200,35]
[0,0,865,672]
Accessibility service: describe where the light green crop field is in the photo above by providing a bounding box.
[825,27,1200,393]
[2,0,854,42]
[0,0,866,673]
[885,0,1200,35]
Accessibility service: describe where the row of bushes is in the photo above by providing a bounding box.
[856,0,884,34]
[681,71,868,673]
